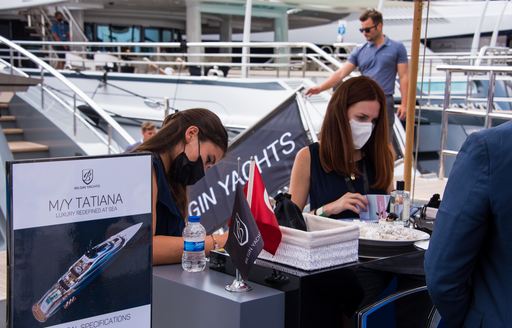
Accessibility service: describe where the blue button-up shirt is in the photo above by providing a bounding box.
[51,21,69,42]
[348,36,408,96]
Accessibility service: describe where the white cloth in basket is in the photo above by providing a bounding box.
[258,213,359,270]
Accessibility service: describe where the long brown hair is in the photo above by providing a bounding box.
[136,108,228,216]
[319,76,393,190]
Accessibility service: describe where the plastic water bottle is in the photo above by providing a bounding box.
[182,215,206,272]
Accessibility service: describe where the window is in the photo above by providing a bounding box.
[96,24,111,42]
[111,25,140,42]
[162,29,173,42]
[84,23,94,41]
[87,24,183,52]
[144,28,160,42]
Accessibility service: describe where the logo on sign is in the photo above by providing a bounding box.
[82,169,94,185]
[233,212,249,246]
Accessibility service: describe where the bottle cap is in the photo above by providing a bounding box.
[396,180,405,191]
[188,215,201,223]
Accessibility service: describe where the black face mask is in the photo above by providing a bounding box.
[169,140,205,186]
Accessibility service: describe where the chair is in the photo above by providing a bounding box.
[356,285,443,328]
[188,65,202,76]
[427,307,443,328]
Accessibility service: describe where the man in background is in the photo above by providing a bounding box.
[306,9,409,140]
[51,11,70,70]
[125,121,157,152]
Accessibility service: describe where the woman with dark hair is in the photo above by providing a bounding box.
[290,76,394,219]
[136,108,229,265]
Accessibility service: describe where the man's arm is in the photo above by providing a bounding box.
[51,24,61,42]
[52,33,61,42]
[305,62,356,96]
[424,132,490,327]
[397,62,408,120]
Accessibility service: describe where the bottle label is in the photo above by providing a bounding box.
[184,241,205,252]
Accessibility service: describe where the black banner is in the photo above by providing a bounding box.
[188,93,312,233]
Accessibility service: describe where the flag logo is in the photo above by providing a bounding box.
[233,212,249,246]
[225,184,264,280]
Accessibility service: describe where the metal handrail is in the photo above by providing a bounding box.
[0,35,135,153]
[19,48,512,64]
[59,6,89,42]
[0,73,122,154]
[437,65,512,74]
[0,58,118,152]
[305,54,335,73]
[12,40,512,63]
[12,40,344,70]
[38,8,53,41]
[437,64,512,178]
[11,41,512,83]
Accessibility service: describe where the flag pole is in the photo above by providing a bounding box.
[225,270,252,292]
[404,0,423,191]
[225,157,252,293]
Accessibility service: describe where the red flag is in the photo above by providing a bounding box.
[244,160,282,255]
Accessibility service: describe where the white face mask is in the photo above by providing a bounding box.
[350,119,374,149]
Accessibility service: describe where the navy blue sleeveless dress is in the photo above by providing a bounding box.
[152,154,185,236]
[308,142,386,219]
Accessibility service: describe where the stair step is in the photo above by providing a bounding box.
[8,141,49,153]
[3,128,23,135]
[0,116,17,129]
[0,104,9,109]
[0,92,14,103]
[0,116,15,122]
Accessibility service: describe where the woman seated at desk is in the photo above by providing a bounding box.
[136,108,228,265]
[290,76,394,219]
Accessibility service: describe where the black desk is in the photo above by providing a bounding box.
[210,245,426,328]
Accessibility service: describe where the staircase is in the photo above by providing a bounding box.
[23,8,53,41]
[0,92,49,160]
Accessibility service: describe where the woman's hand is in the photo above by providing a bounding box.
[328,192,368,215]
[215,232,228,248]
[206,232,228,255]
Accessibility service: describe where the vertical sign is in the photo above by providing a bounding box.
[6,154,152,328]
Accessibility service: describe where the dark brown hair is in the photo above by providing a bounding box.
[319,76,393,190]
[136,108,228,216]
[360,9,383,26]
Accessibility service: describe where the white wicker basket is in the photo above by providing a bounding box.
[258,213,359,271]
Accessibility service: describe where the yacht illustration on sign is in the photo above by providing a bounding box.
[32,223,143,322]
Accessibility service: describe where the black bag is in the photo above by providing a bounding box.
[426,193,441,208]
[273,192,307,231]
